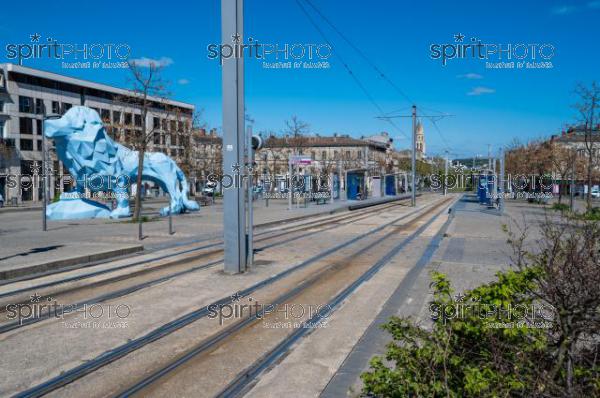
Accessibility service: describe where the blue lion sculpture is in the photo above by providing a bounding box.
[45,106,200,219]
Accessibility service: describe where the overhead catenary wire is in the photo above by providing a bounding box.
[294,0,409,139]
[297,0,460,155]
[301,0,414,105]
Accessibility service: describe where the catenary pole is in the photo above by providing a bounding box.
[221,0,246,273]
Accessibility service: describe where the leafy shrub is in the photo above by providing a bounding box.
[361,214,600,397]
[551,202,569,212]
[582,207,600,221]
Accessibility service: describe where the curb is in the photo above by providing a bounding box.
[0,194,417,282]
[0,245,143,281]
[0,206,43,214]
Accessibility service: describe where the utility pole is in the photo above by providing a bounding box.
[444,149,449,196]
[570,150,576,211]
[221,0,246,274]
[41,104,60,232]
[246,125,254,268]
[41,105,48,232]
[411,105,417,206]
[288,157,293,210]
[499,148,505,213]
[376,107,453,208]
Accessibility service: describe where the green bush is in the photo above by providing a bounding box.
[583,207,600,221]
[361,270,553,397]
[551,202,569,212]
[361,214,600,397]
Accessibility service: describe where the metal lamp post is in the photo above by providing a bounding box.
[41,104,61,231]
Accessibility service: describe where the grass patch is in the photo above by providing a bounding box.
[123,216,157,223]
[582,207,600,221]
[551,203,569,212]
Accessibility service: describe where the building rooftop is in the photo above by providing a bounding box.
[263,135,389,149]
[0,63,195,111]
[551,125,600,143]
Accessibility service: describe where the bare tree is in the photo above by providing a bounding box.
[508,214,600,395]
[181,110,209,189]
[549,142,585,204]
[573,82,600,211]
[120,61,172,221]
[282,116,310,156]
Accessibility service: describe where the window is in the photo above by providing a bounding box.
[124,113,132,126]
[51,101,60,114]
[322,151,327,160]
[153,117,160,129]
[153,133,160,145]
[19,96,33,113]
[35,99,44,114]
[100,109,110,122]
[19,117,33,134]
[178,121,183,132]
[36,119,42,135]
[37,140,42,151]
[134,114,142,127]
[346,151,351,160]
[112,111,121,124]
[61,102,72,114]
[170,120,176,132]
[20,139,33,151]
[0,120,5,135]
[0,100,5,112]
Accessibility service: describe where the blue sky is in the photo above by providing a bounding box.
[1,0,599,158]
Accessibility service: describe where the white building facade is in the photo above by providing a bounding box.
[0,63,194,204]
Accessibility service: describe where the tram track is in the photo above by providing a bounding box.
[120,197,455,398]
[10,195,452,398]
[0,197,419,334]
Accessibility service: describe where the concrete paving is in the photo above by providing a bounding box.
[0,195,406,281]
[0,193,555,397]
[0,195,437,397]
[241,194,549,398]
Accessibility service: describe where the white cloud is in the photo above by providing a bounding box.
[177,78,190,85]
[128,56,174,68]
[551,5,577,14]
[588,1,600,8]
[467,86,495,96]
[457,73,483,79]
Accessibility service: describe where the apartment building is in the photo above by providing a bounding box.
[0,63,194,204]
[256,133,394,175]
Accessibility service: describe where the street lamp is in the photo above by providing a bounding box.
[570,148,585,211]
[41,104,61,231]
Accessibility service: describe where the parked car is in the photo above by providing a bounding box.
[577,185,600,198]
[202,186,215,196]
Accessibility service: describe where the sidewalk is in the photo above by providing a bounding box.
[321,194,546,397]
[0,195,412,281]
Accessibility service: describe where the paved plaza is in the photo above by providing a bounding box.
[0,195,409,280]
